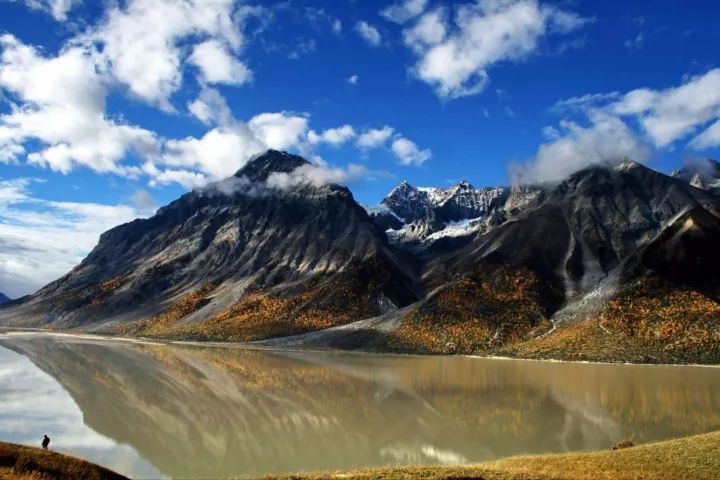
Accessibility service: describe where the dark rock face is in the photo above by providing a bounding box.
[630,206,720,290]
[0,150,418,329]
[424,161,720,298]
[0,292,9,304]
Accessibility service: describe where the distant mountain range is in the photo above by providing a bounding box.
[2,151,719,363]
[0,292,9,304]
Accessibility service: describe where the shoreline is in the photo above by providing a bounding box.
[2,327,719,369]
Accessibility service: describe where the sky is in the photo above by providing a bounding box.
[1,0,719,297]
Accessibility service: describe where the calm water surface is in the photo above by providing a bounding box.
[1,333,720,479]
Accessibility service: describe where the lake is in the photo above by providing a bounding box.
[1,332,719,479]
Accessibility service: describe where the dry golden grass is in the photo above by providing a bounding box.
[122,282,219,336]
[262,430,720,480]
[0,442,127,480]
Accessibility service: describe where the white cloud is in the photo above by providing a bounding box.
[356,126,394,149]
[248,112,309,151]
[381,0,429,24]
[189,39,252,86]
[690,120,720,149]
[266,163,375,190]
[187,88,233,126]
[355,21,382,47]
[159,110,311,183]
[551,91,621,113]
[403,8,447,51]
[161,125,264,181]
[143,163,208,189]
[513,112,651,184]
[308,125,356,146]
[16,0,81,21]
[0,34,157,175]
[391,137,431,166]
[347,74,359,85]
[611,69,720,148]
[0,178,147,297]
[82,0,255,107]
[400,0,590,99]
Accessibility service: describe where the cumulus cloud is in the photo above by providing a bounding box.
[189,39,252,86]
[356,126,394,149]
[161,125,264,181]
[611,69,720,148]
[553,68,720,152]
[308,125,356,146]
[403,7,447,50]
[513,112,651,184]
[15,0,80,21]
[391,137,432,166]
[0,34,157,175]
[81,0,256,107]
[247,112,310,150]
[355,21,382,46]
[399,0,590,99]
[0,178,147,297]
[381,0,428,24]
[0,32,420,189]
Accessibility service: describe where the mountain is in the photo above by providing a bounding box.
[670,158,720,196]
[385,161,720,362]
[367,180,517,252]
[0,150,418,340]
[0,292,9,304]
[2,153,719,363]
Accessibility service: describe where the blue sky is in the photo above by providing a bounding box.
[1,0,719,296]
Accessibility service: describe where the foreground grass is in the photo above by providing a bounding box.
[0,442,127,480]
[264,430,720,480]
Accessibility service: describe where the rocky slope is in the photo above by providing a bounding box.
[0,292,9,304]
[0,151,418,340]
[670,158,720,196]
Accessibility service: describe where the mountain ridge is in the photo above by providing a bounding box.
[1,152,719,363]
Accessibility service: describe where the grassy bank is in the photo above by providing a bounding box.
[264,430,720,480]
[0,442,127,480]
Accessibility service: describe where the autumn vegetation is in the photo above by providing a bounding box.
[599,275,720,363]
[386,266,559,354]
[0,442,127,480]
[118,258,408,342]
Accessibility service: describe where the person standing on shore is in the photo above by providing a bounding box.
[41,435,50,450]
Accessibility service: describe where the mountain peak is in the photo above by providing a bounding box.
[235,150,308,182]
[395,180,415,191]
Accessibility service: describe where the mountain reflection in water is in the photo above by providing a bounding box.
[1,334,720,479]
